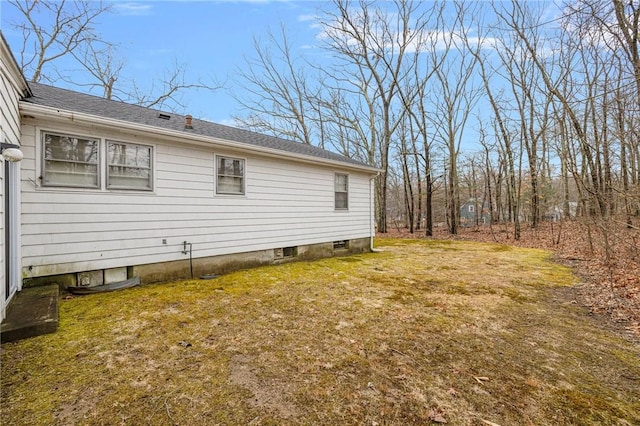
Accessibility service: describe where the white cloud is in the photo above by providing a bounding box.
[113,3,153,16]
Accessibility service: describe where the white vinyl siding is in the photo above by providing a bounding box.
[216,156,244,195]
[19,120,374,278]
[42,132,99,188]
[1,40,28,319]
[107,141,153,190]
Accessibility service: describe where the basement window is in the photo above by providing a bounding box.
[333,240,349,250]
[274,247,297,259]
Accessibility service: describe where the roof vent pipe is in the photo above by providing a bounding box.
[185,115,193,129]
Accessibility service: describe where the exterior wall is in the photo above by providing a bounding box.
[1,34,27,319]
[19,117,375,284]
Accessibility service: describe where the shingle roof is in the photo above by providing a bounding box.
[23,82,373,169]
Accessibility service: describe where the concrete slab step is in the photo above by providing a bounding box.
[1,285,59,343]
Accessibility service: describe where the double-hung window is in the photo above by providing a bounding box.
[107,141,153,190]
[42,132,153,191]
[216,156,245,195]
[42,132,99,188]
[335,173,349,210]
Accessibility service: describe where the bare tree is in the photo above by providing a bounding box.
[9,0,222,113]
[69,40,123,100]
[232,25,318,144]
[426,1,481,235]
[9,0,112,83]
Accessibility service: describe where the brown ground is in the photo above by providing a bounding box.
[382,219,640,340]
[1,236,639,425]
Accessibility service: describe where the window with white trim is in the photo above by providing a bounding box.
[216,156,245,195]
[42,132,99,188]
[107,141,153,190]
[335,173,349,210]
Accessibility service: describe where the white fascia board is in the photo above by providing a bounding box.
[19,102,381,175]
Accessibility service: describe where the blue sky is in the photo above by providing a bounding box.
[1,1,328,124]
[1,1,568,156]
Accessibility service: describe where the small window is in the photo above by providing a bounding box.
[283,246,296,257]
[107,141,153,190]
[468,205,475,213]
[42,132,99,188]
[217,156,245,195]
[333,240,349,250]
[335,173,349,210]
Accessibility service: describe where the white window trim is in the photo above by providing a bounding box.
[41,130,101,189]
[335,172,349,210]
[215,155,246,195]
[37,128,156,193]
[106,140,154,191]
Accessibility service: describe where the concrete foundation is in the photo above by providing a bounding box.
[20,237,373,290]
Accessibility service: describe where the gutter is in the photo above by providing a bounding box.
[19,102,381,175]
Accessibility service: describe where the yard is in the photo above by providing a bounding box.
[1,238,639,425]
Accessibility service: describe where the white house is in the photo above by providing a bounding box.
[1,33,31,320]
[0,33,379,321]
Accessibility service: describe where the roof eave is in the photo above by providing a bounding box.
[19,102,381,174]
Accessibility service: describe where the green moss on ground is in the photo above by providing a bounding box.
[1,239,638,425]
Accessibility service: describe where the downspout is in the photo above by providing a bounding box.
[370,173,380,252]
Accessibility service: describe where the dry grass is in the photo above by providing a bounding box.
[1,238,639,425]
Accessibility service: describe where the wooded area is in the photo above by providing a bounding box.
[235,0,639,241]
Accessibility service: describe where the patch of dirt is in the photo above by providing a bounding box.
[228,354,300,419]
[54,389,99,425]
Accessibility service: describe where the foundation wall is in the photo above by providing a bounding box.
[23,237,372,291]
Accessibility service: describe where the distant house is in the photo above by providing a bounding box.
[544,202,578,222]
[460,198,491,227]
[0,33,379,321]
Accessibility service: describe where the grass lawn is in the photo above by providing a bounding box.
[1,238,639,425]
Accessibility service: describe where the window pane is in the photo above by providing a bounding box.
[335,173,348,209]
[335,192,348,209]
[107,142,152,190]
[217,156,245,194]
[43,133,99,188]
[335,174,348,192]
